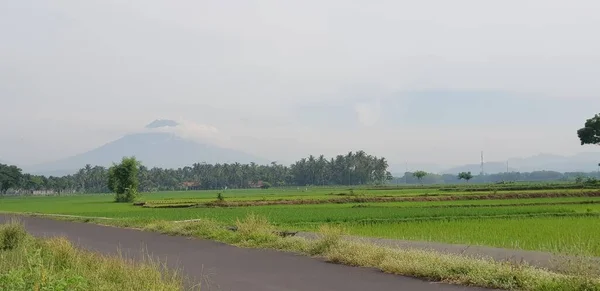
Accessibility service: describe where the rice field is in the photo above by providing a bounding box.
[2,184,600,256]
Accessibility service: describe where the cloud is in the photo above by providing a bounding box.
[142,118,222,143]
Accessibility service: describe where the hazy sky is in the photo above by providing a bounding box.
[2,0,600,167]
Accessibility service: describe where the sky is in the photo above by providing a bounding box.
[1,0,600,168]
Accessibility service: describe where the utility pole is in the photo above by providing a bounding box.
[405,162,408,184]
[480,151,484,176]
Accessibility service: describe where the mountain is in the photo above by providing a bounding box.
[28,131,269,176]
[442,152,600,174]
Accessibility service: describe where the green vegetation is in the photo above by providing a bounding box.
[346,216,600,256]
[2,116,600,290]
[0,164,22,194]
[74,215,600,290]
[3,182,600,289]
[108,156,141,202]
[0,220,187,291]
[578,113,600,146]
[3,185,600,256]
[1,151,392,194]
[412,171,427,184]
[458,171,473,183]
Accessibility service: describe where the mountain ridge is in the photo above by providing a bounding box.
[27,131,269,176]
[441,152,600,174]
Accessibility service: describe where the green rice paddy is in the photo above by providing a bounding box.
[1,185,600,256]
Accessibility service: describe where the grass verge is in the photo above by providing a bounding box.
[0,219,191,291]
[130,215,600,290]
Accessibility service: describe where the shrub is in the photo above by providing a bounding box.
[0,220,27,250]
[235,214,277,245]
[115,187,139,203]
[309,224,345,256]
[261,182,272,189]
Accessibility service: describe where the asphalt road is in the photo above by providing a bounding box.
[0,215,491,291]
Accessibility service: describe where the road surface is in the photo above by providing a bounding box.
[0,215,491,291]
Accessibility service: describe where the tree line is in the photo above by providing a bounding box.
[390,170,600,185]
[2,111,599,195]
[0,151,391,195]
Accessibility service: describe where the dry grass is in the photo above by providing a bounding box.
[325,241,600,290]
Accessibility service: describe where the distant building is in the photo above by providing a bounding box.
[248,180,264,188]
[182,181,201,190]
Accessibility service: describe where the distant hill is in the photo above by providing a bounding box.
[389,163,446,176]
[28,131,269,176]
[442,152,600,174]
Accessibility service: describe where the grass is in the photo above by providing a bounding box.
[343,216,600,256]
[4,182,600,289]
[103,214,600,290]
[0,220,190,291]
[3,187,600,256]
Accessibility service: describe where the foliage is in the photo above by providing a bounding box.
[577,113,600,146]
[457,171,474,182]
[391,170,600,185]
[261,182,272,189]
[108,157,140,202]
[0,220,28,251]
[0,222,186,291]
[0,164,22,194]
[2,151,393,194]
[412,171,427,184]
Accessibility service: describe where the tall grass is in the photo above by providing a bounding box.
[0,221,190,291]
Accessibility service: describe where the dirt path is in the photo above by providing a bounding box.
[0,215,491,291]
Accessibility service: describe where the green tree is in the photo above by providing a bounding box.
[458,171,474,183]
[108,157,140,202]
[413,171,427,185]
[577,113,600,146]
[0,164,22,194]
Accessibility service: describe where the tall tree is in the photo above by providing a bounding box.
[108,157,140,202]
[578,113,600,146]
[458,171,474,183]
[0,164,22,194]
[413,171,427,185]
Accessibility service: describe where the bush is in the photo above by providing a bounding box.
[115,187,139,203]
[235,214,277,245]
[261,182,272,189]
[0,220,27,251]
[309,224,345,255]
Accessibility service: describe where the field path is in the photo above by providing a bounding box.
[0,214,492,291]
